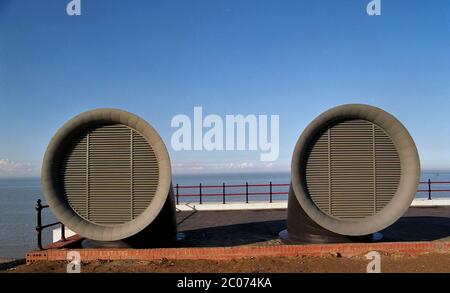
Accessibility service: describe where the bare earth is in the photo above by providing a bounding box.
[7,253,450,273]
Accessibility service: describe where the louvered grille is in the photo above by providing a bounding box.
[304,120,401,220]
[60,124,159,225]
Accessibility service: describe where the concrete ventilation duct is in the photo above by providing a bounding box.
[41,108,176,246]
[280,104,420,243]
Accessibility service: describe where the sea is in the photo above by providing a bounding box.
[0,171,449,259]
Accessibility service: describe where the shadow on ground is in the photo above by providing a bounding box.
[179,219,286,247]
[176,207,450,247]
[382,216,450,242]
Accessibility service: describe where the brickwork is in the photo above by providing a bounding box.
[26,241,450,265]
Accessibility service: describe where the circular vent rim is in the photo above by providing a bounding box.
[291,104,420,236]
[41,108,172,241]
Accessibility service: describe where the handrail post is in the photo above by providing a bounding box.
[246,182,249,203]
[223,182,226,204]
[35,199,43,250]
[176,184,179,205]
[60,223,66,242]
[269,181,273,203]
[428,179,432,200]
[199,183,202,204]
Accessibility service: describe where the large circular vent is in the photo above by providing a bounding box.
[42,109,172,241]
[291,104,420,236]
[61,124,159,225]
[305,119,400,220]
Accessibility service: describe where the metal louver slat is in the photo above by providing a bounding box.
[63,136,88,217]
[88,125,131,225]
[305,119,401,220]
[60,124,159,226]
[132,130,158,219]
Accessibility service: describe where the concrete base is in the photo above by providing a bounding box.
[279,229,383,244]
[76,193,178,248]
[82,239,132,248]
[82,232,187,249]
[281,189,384,244]
[174,198,450,212]
[54,199,450,242]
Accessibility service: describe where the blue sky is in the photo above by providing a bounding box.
[0,0,450,177]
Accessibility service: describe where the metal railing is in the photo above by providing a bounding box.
[35,199,66,250]
[175,182,290,205]
[175,179,450,204]
[34,179,449,250]
[417,179,450,200]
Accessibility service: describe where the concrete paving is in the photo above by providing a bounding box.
[175,199,450,212]
[176,206,450,247]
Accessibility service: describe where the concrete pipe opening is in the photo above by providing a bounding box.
[281,104,420,243]
[41,108,176,243]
